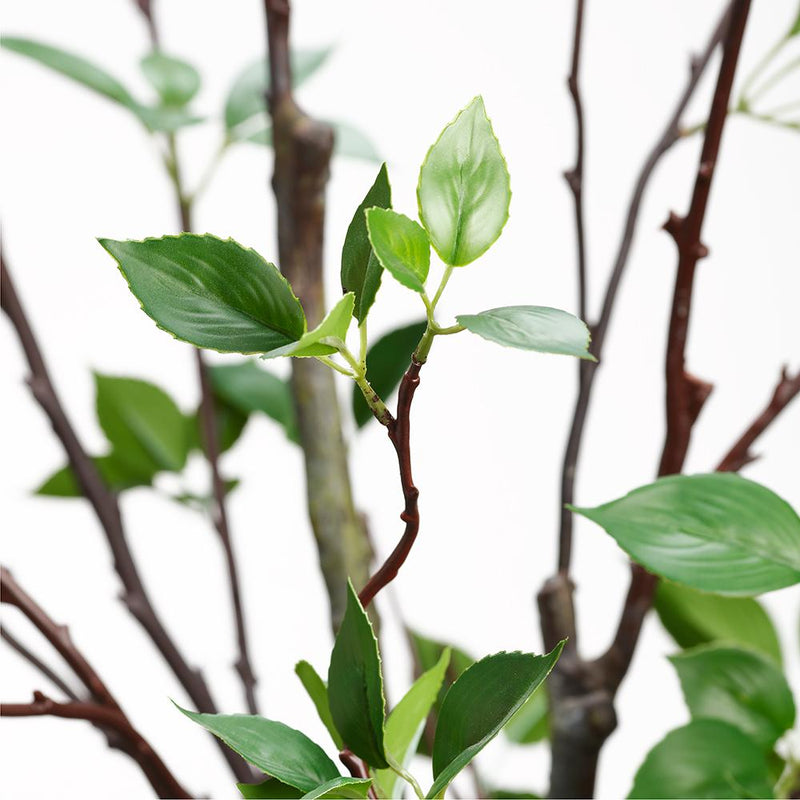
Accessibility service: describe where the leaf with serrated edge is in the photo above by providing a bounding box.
[301,778,373,799]
[366,209,430,293]
[295,661,343,749]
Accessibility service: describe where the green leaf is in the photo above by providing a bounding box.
[428,643,564,798]
[209,361,298,443]
[457,306,595,360]
[100,234,306,355]
[352,321,426,428]
[487,790,543,799]
[176,704,340,792]
[654,582,782,665]
[238,779,303,799]
[141,52,200,107]
[328,581,387,769]
[301,778,373,799]
[571,473,800,595]
[787,3,800,37]
[187,397,249,457]
[332,122,381,162]
[628,720,773,799]
[670,644,795,750]
[341,164,392,323]
[35,453,155,497]
[365,209,430,293]
[417,96,511,267]
[504,687,549,745]
[295,660,343,750]
[373,649,451,798]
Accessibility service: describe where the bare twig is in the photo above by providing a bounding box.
[2,628,80,701]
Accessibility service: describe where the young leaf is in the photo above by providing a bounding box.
[100,234,306,355]
[341,164,392,323]
[417,96,511,267]
[365,209,430,293]
[670,644,795,749]
[428,643,564,798]
[140,52,200,107]
[503,688,549,745]
[295,660,343,750]
[457,306,595,360]
[331,122,381,163]
[238,779,303,799]
[628,720,773,799]
[328,581,387,769]
[654,582,782,665]
[352,321,426,428]
[301,778,373,799]
[170,478,240,513]
[176,704,341,792]
[571,473,800,595]
[35,453,155,497]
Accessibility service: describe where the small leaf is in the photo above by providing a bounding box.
[331,121,381,162]
[352,321,426,428]
[170,479,240,513]
[670,644,795,750]
[238,779,303,799]
[628,720,773,799]
[571,473,800,595]
[417,96,511,267]
[176,704,340,792]
[428,643,564,798]
[187,398,249,456]
[365,209,430,293]
[328,581,387,769]
[341,164,392,323]
[654,582,782,665]
[35,453,155,497]
[141,51,200,107]
[787,3,800,37]
[301,778,373,799]
[100,234,306,355]
[457,306,595,360]
[504,688,549,745]
[295,660,343,750]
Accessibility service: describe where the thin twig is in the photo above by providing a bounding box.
[2,628,81,701]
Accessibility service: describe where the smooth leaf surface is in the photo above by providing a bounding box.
[295,660,343,749]
[352,321,426,428]
[504,687,549,745]
[670,644,795,749]
[188,398,249,456]
[141,52,200,107]
[654,582,782,664]
[238,780,303,799]
[366,209,430,293]
[36,453,155,497]
[177,705,340,792]
[100,234,306,355]
[301,778,373,799]
[571,473,800,595]
[328,582,387,769]
[457,306,594,359]
[629,719,773,799]
[428,643,564,798]
[417,96,510,266]
[341,164,392,323]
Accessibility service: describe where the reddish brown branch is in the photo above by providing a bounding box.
[2,628,81,701]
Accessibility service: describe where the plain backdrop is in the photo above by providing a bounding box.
[2,1,799,797]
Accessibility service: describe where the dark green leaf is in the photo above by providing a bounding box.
[352,321,426,428]
[141,52,200,107]
[176,704,340,792]
[35,453,155,497]
[365,209,430,293]
[100,234,306,355]
[670,644,795,749]
[787,3,800,37]
[628,720,773,799]
[238,779,303,799]
[341,164,392,323]
[301,778,373,799]
[654,582,782,665]
[428,643,564,798]
[457,306,595,360]
[328,581,387,769]
[571,473,800,595]
[295,660,343,750]
[417,96,510,266]
[504,687,549,745]
[487,790,543,799]
[187,399,249,456]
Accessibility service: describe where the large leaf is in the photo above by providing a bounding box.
[238,780,303,799]
[176,705,340,792]
[654,582,782,665]
[295,660,343,750]
[100,234,306,355]
[428,644,564,798]
[670,644,795,749]
[140,52,200,107]
[341,164,392,323]
[328,581,387,769]
[628,720,773,799]
[504,688,549,745]
[365,209,430,293]
[35,452,155,497]
[571,473,800,595]
[417,96,510,267]
[301,778,373,799]
[457,306,595,360]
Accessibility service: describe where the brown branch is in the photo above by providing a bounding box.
[2,628,81,701]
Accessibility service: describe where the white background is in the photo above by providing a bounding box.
[2,1,799,797]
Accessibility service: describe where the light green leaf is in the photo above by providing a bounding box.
[654,582,782,665]
[571,473,800,595]
[457,306,595,360]
[670,644,795,749]
[428,643,564,798]
[176,704,340,792]
[238,779,303,799]
[301,778,373,799]
[295,660,343,750]
[341,164,392,323]
[35,453,155,497]
[373,649,450,798]
[788,3,800,37]
[328,581,387,769]
[332,121,381,162]
[629,720,773,799]
[504,687,549,745]
[417,96,510,267]
[366,209,430,293]
[169,478,240,513]
[100,234,306,355]
[141,52,200,107]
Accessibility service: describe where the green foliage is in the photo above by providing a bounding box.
[140,52,201,108]
[571,473,800,595]
[504,688,549,745]
[295,661,343,750]
[366,209,431,294]
[36,453,154,497]
[300,778,373,799]
[238,779,303,799]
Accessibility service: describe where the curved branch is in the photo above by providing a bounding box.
[2,628,80,701]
